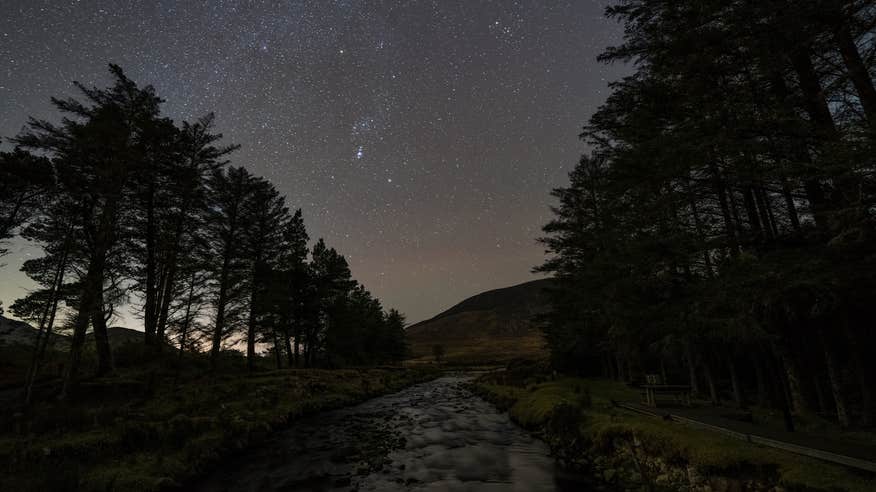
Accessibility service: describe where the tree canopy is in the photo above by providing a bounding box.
[538,0,876,429]
[1,65,409,400]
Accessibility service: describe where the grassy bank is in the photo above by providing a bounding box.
[472,370,875,492]
[0,347,438,491]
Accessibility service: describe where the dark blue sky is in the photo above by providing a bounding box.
[0,1,626,324]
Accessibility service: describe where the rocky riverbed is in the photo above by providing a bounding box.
[195,375,594,491]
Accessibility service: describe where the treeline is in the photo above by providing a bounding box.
[538,1,876,429]
[0,66,407,400]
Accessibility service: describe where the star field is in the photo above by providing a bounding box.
[0,1,626,324]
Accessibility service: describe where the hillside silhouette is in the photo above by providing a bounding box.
[405,279,552,364]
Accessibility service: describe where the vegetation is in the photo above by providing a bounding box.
[537,0,876,430]
[431,344,445,363]
[0,66,411,406]
[0,65,423,490]
[473,369,875,491]
[0,346,437,491]
[404,279,550,365]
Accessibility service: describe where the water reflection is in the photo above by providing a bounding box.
[196,376,594,491]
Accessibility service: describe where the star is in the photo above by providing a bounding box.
[0,0,626,325]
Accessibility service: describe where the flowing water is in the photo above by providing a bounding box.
[195,376,594,491]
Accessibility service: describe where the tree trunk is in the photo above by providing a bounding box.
[756,187,778,238]
[776,347,808,415]
[819,328,851,428]
[703,358,720,405]
[846,326,874,426]
[752,353,768,408]
[615,353,625,383]
[789,48,860,206]
[684,341,700,397]
[708,160,740,256]
[25,231,71,403]
[743,186,762,236]
[789,49,837,136]
[177,278,195,358]
[153,263,169,350]
[832,18,876,123]
[211,257,232,368]
[766,68,829,227]
[144,181,157,345]
[92,288,112,377]
[728,188,744,239]
[61,259,102,399]
[171,279,195,388]
[155,266,173,347]
[156,192,196,350]
[765,350,795,432]
[294,329,301,367]
[812,375,829,414]
[246,294,258,372]
[686,179,714,276]
[728,355,744,408]
[780,177,801,232]
[272,328,282,370]
[284,326,294,369]
[304,340,311,368]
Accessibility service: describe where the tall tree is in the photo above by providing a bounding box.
[306,239,354,366]
[15,65,167,396]
[150,115,237,348]
[276,209,309,367]
[537,0,876,429]
[242,177,290,370]
[205,166,255,367]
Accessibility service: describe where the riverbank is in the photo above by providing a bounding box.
[0,357,438,491]
[471,370,875,492]
[195,375,593,491]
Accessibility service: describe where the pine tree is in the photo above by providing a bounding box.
[204,166,256,368]
[15,65,167,396]
[242,177,290,371]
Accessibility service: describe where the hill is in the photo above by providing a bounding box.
[405,278,553,365]
[0,316,143,348]
[0,315,70,348]
[90,326,145,346]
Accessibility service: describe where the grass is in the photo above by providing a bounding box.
[405,309,548,366]
[406,335,547,366]
[0,345,439,491]
[473,373,875,492]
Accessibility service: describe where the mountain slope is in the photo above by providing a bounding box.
[406,278,552,364]
[0,315,142,348]
[0,315,47,347]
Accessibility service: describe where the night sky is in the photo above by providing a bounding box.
[0,1,626,325]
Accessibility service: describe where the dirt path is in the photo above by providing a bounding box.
[620,401,876,472]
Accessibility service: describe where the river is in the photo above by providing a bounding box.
[195,375,594,491]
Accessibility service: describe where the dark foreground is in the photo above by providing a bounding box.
[195,376,593,491]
